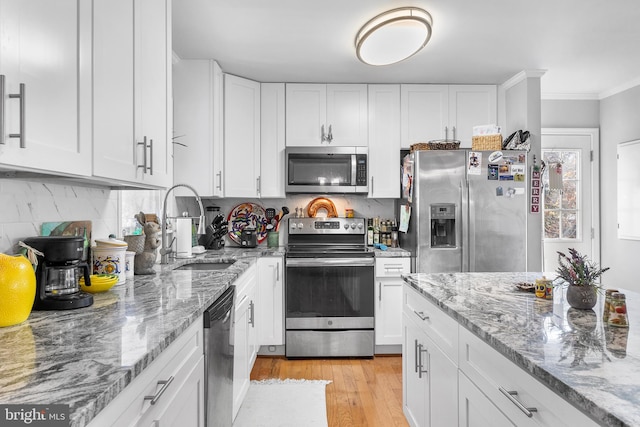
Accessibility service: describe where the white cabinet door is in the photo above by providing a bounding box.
[134,0,171,187]
[93,0,136,182]
[326,84,368,147]
[375,257,410,346]
[285,84,326,146]
[257,257,284,346]
[172,60,224,197]
[0,0,91,176]
[459,371,515,427]
[449,85,497,148]
[403,312,428,427]
[260,83,286,198]
[93,0,171,187]
[285,83,367,146]
[400,85,448,149]
[233,291,250,421]
[368,85,401,198]
[224,74,260,197]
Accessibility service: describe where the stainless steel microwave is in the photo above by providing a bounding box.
[285,146,368,194]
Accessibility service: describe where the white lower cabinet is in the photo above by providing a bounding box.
[232,264,258,420]
[403,285,458,427]
[257,256,284,346]
[458,326,598,427]
[403,282,600,427]
[375,257,410,346]
[88,320,204,427]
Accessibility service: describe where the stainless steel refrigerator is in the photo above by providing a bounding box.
[398,149,530,273]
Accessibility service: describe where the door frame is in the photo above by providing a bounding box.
[541,128,601,268]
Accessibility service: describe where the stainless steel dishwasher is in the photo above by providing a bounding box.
[203,286,235,427]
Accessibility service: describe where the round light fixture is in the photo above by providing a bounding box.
[355,7,433,66]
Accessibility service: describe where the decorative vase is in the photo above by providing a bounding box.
[566,284,598,310]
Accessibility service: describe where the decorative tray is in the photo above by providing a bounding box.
[227,203,269,244]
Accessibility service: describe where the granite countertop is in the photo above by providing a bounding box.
[0,246,283,427]
[403,272,639,427]
[372,247,411,257]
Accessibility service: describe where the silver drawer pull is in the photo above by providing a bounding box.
[499,387,537,418]
[413,310,429,321]
[144,376,174,405]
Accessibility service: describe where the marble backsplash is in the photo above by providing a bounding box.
[0,178,119,254]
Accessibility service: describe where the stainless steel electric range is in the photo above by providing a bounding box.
[285,217,375,358]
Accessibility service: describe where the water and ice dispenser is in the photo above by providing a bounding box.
[430,204,456,248]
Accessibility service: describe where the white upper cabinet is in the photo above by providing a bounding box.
[173,59,224,197]
[401,84,496,149]
[93,0,172,187]
[224,74,261,197]
[401,84,448,149]
[286,84,367,146]
[448,85,497,148]
[368,85,401,198]
[0,0,92,176]
[260,83,286,198]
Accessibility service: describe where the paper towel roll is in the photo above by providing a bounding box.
[176,218,193,258]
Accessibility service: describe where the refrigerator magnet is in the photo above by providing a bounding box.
[496,186,504,196]
[506,187,516,198]
[514,173,525,182]
[488,151,503,163]
[488,164,499,180]
[468,152,482,175]
[511,165,525,175]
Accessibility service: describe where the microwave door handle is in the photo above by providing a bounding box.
[351,154,357,186]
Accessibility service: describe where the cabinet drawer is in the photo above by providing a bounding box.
[403,284,457,363]
[458,326,598,427]
[375,257,410,277]
[91,320,204,426]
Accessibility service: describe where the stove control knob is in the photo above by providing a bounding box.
[350,223,357,229]
[297,223,304,229]
[290,223,297,229]
[343,224,349,230]
[357,223,363,229]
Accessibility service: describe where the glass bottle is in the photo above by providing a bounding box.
[367,218,374,246]
[603,288,619,323]
[607,292,629,328]
[373,217,380,245]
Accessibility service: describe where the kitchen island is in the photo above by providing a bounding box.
[0,247,283,427]
[403,272,639,427]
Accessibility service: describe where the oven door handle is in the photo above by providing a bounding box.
[286,258,375,267]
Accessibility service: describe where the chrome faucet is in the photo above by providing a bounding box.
[160,184,206,264]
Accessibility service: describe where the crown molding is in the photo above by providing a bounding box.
[599,76,640,100]
[541,92,600,101]
[500,69,547,91]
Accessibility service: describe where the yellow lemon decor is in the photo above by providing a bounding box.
[0,253,37,327]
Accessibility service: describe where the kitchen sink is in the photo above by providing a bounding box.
[175,260,236,271]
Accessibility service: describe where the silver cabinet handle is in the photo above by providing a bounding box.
[249,300,255,327]
[9,83,25,148]
[452,126,456,141]
[498,388,538,418]
[413,310,429,321]
[378,282,382,302]
[137,136,148,173]
[414,339,420,373]
[321,124,326,143]
[417,342,428,378]
[144,376,174,405]
[370,176,374,194]
[148,138,154,175]
[327,124,333,143]
[0,75,5,145]
[256,176,261,196]
[444,125,448,141]
[216,171,222,190]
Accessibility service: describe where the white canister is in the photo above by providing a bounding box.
[92,246,128,284]
[125,251,136,279]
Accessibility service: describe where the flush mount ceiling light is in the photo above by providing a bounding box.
[355,7,433,66]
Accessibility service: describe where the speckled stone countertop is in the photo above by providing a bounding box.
[372,247,411,257]
[403,272,639,427]
[0,247,284,427]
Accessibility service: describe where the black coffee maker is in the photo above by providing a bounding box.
[22,236,93,310]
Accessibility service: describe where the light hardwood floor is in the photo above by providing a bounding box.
[251,355,409,427]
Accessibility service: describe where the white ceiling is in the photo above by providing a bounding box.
[172,0,640,99]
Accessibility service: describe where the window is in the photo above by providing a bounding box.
[542,150,580,240]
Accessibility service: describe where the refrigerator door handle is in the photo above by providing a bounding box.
[461,179,470,273]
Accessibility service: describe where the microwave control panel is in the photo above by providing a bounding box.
[355,155,367,186]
